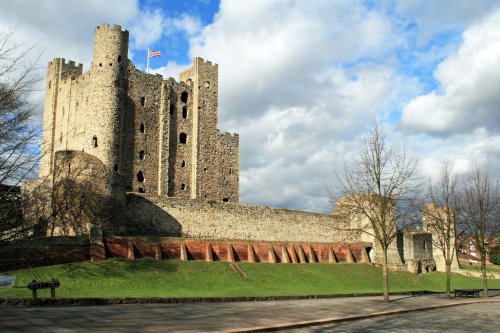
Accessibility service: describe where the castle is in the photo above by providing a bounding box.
[20,24,450,274]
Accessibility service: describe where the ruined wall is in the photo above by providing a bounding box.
[403,231,436,273]
[422,204,460,272]
[124,194,359,243]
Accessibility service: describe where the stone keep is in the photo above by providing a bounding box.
[39,24,239,203]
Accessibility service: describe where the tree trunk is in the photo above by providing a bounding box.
[382,248,389,302]
[445,259,451,299]
[481,255,488,299]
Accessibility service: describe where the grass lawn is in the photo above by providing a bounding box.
[1,259,499,298]
[459,262,500,273]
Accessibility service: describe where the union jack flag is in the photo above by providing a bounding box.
[149,50,161,58]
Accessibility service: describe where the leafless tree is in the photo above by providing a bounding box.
[423,163,460,298]
[331,122,421,302]
[0,29,42,234]
[460,167,499,298]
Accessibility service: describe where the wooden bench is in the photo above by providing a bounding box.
[27,279,60,298]
[454,289,481,298]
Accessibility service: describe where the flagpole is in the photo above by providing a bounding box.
[146,48,150,74]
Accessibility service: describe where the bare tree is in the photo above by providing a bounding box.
[0,29,42,233]
[332,122,420,302]
[423,164,460,298]
[460,168,499,298]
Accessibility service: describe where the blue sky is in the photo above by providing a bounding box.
[1,0,500,212]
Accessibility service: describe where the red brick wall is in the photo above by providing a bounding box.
[102,236,371,264]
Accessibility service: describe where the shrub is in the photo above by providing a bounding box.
[490,247,500,265]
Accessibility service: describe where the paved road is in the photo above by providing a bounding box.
[285,302,500,332]
[1,294,499,332]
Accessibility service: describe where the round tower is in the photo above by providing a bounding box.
[86,24,129,171]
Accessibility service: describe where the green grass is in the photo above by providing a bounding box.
[459,262,500,273]
[1,259,499,298]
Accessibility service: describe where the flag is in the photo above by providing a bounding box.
[149,50,161,58]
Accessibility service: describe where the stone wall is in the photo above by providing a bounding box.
[0,237,90,271]
[123,194,359,244]
[403,231,436,273]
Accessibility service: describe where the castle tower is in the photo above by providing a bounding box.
[39,59,83,177]
[179,58,220,199]
[86,24,129,172]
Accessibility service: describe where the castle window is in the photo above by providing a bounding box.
[181,160,186,167]
[181,183,186,190]
[140,123,145,133]
[223,198,229,202]
[137,171,144,183]
[139,150,145,160]
[114,164,119,172]
[182,106,187,119]
[92,136,98,148]
[117,55,122,63]
[109,63,112,66]
[181,91,188,103]
[423,241,426,250]
[99,63,102,67]
[170,104,175,115]
[138,187,145,193]
[68,163,71,174]
[140,96,145,107]
[204,168,207,172]
[48,81,51,89]
[229,168,232,174]
[179,132,187,144]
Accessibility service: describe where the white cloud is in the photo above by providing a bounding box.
[396,0,499,44]
[129,9,165,50]
[152,61,191,80]
[400,9,500,136]
[167,14,202,37]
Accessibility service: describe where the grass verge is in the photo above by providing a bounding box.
[1,259,499,298]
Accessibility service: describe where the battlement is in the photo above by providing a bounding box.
[221,132,239,138]
[96,23,127,32]
[193,57,218,69]
[48,58,84,71]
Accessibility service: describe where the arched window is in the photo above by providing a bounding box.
[139,150,145,160]
[179,133,187,144]
[181,91,188,103]
[137,171,144,183]
[182,106,187,119]
[140,123,145,133]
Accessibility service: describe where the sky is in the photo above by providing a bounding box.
[1,0,499,213]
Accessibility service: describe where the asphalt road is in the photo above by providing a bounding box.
[284,302,500,332]
[1,294,499,332]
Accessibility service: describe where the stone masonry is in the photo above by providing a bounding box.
[38,24,239,202]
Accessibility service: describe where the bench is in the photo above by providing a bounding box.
[454,289,481,298]
[27,279,60,298]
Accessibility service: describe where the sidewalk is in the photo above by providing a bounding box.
[1,293,499,332]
